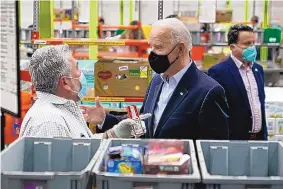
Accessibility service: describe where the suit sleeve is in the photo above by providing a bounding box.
[198,85,229,139]
[207,67,223,87]
[97,75,155,133]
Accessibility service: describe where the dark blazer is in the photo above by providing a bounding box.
[100,62,229,140]
[208,57,267,140]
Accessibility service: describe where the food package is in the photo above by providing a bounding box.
[147,140,184,155]
[53,8,79,21]
[143,140,189,175]
[266,118,276,135]
[265,102,283,118]
[144,154,190,175]
[106,159,143,174]
[106,144,143,174]
[276,118,283,134]
[216,9,232,23]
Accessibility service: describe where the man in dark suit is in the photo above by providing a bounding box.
[82,18,229,140]
[208,24,267,140]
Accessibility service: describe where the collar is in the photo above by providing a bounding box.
[230,54,253,69]
[160,60,192,84]
[36,91,76,105]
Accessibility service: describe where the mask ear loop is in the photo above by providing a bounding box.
[167,43,180,65]
[167,43,179,56]
[63,75,81,94]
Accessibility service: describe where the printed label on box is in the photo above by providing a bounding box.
[140,66,148,78]
[129,70,140,77]
[119,66,128,71]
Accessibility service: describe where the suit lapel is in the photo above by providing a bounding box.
[148,82,163,137]
[154,63,198,137]
[228,57,251,112]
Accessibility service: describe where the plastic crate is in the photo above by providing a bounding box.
[1,137,105,189]
[93,139,201,189]
[196,140,283,189]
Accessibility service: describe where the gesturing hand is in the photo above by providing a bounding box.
[80,97,106,125]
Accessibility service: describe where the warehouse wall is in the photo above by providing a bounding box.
[20,0,283,29]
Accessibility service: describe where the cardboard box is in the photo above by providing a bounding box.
[53,8,79,21]
[95,59,152,97]
[216,10,232,23]
[80,101,121,108]
[202,53,227,69]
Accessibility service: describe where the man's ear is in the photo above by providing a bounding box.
[229,44,235,51]
[60,77,72,91]
[178,42,186,56]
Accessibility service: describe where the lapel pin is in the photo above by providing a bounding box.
[180,92,183,96]
[255,68,258,72]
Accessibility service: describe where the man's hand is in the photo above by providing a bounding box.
[106,113,152,138]
[80,97,106,125]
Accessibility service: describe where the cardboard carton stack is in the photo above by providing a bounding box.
[94,59,152,98]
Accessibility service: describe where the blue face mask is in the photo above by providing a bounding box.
[242,45,257,63]
[68,72,87,100]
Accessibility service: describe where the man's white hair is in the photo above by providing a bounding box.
[151,18,192,52]
[29,45,72,94]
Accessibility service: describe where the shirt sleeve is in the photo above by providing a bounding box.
[34,122,72,138]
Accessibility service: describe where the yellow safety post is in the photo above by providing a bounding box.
[129,0,134,22]
[260,0,270,62]
[120,0,124,25]
[244,0,249,23]
[38,0,54,38]
[226,0,231,9]
[88,0,98,133]
[89,0,98,60]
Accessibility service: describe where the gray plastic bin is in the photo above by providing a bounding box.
[1,137,104,189]
[196,140,283,189]
[93,139,201,189]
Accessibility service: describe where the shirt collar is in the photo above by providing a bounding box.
[230,54,253,69]
[160,60,192,84]
[36,91,76,105]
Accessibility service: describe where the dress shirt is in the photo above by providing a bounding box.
[153,61,192,133]
[231,55,262,133]
[20,92,102,138]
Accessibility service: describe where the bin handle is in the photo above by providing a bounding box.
[2,171,55,180]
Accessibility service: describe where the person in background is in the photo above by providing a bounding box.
[250,15,260,31]
[20,45,146,139]
[98,17,105,38]
[82,18,229,140]
[165,14,179,19]
[26,25,34,57]
[109,20,146,53]
[208,24,267,140]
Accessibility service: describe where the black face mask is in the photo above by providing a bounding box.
[148,44,179,74]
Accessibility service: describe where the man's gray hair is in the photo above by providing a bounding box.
[29,45,72,94]
[151,18,192,52]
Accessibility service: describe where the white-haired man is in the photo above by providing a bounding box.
[82,18,229,140]
[20,45,143,139]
